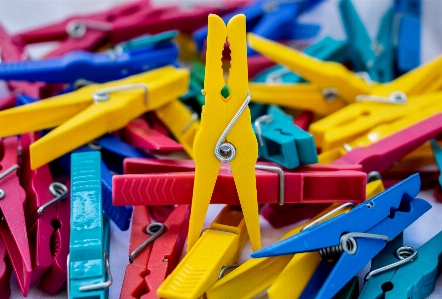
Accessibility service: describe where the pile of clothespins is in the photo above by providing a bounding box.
[0,0,441,298]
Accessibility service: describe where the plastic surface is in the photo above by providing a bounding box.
[332,113,442,173]
[255,105,317,169]
[360,230,442,299]
[119,205,189,299]
[252,174,431,299]
[188,14,261,251]
[157,206,248,299]
[122,117,183,151]
[396,0,421,72]
[0,42,178,84]
[112,159,366,206]
[69,151,107,299]
[0,237,12,299]
[0,137,32,296]
[430,139,442,201]
[0,66,189,169]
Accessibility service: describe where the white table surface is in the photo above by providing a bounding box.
[1,0,442,298]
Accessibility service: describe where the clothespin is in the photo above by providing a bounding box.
[14,0,247,57]
[112,159,366,206]
[158,205,248,299]
[254,105,317,169]
[430,139,442,201]
[395,0,421,72]
[20,132,70,294]
[252,174,431,298]
[0,137,32,296]
[0,65,189,169]
[0,36,178,84]
[339,0,395,83]
[58,134,147,231]
[119,205,190,299]
[252,36,347,83]
[121,117,183,152]
[360,230,442,299]
[187,14,261,251]
[206,203,352,299]
[332,113,442,173]
[193,0,323,54]
[0,238,12,299]
[0,24,44,101]
[68,151,111,299]
[154,99,200,158]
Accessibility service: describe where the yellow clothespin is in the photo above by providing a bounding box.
[0,66,189,169]
[157,205,248,299]
[155,98,200,158]
[318,102,442,163]
[264,179,384,299]
[187,14,260,251]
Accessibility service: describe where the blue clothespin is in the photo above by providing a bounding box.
[395,0,421,72]
[68,152,111,299]
[59,134,150,231]
[253,105,317,169]
[300,261,359,299]
[0,31,178,84]
[252,174,431,299]
[193,0,323,55]
[15,94,38,106]
[359,230,442,299]
[339,0,395,83]
[253,36,347,83]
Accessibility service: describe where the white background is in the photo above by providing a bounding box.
[0,0,442,298]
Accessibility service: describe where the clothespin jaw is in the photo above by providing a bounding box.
[0,136,32,296]
[188,13,261,252]
[252,174,431,298]
[0,66,189,169]
[430,139,442,201]
[0,238,12,299]
[158,205,248,299]
[69,151,110,299]
[254,105,317,169]
[120,205,190,299]
[360,230,442,299]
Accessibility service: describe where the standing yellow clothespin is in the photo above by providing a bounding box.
[187,14,260,252]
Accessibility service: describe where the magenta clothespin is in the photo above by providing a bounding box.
[122,117,184,152]
[20,132,70,294]
[332,113,442,173]
[0,137,32,296]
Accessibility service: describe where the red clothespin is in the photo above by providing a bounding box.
[14,1,247,58]
[0,237,12,299]
[0,137,32,296]
[119,204,190,299]
[332,113,442,173]
[294,110,314,131]
[20,132,70,294]
[0,24,44,99]
[262,203,332,228]
[112,159,366,206]
[122,117,184,152]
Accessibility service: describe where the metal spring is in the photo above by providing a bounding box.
[319,238,356,260]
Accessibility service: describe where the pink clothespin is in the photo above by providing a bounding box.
[0,24,44,99]
[0,237,12,299]
[20,132,70,294]
[294,111,314,131]
[0,137,32,296]
[113,159,366,206]
[119,205,190,299]
[122,117,184,152]
[332,113,442,173]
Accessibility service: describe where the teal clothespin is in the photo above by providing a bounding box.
[339,0,395,83]
[253,105,318,169]
[68,152,111,299]
[360,231,442,299]
[114,30,178,53]
[430,139,442,201]
[252,36,347,83]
